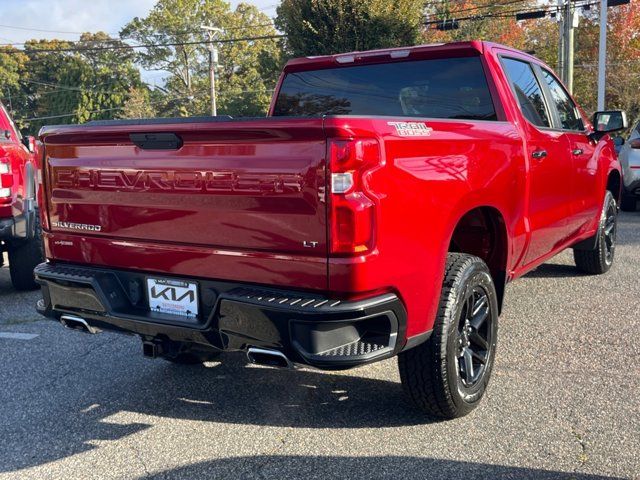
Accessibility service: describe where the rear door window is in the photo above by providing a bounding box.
[501,58,551,128]
[273,56,497,121]
[541,69,584,131]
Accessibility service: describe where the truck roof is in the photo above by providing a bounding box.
[282,40,539,72]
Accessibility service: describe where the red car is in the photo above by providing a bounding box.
[35,41,625,418]
[0,102,43,290]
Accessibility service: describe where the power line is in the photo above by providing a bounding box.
[427,0,531,16]
[0,23,92,35]
[0,21,274,47]
[425,0,600,27]
[1,34,285,54]
[0,21,277,47]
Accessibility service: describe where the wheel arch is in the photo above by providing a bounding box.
[447,205,510,314]
[606,168,622,205]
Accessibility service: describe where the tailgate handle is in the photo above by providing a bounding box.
[130,133,183,150]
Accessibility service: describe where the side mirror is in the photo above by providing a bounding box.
[2,129,10,140]
[21,135,36,153]
[592,110,628,134]
[612,136,625,147]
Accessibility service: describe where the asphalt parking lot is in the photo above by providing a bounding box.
[1,213,639,480]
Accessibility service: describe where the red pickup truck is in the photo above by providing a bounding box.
[0,102,43,290]
[35,41,626,418]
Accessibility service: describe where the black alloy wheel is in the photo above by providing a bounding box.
[602,199,617,266]
[455,286,493,389]
[574,191,618,274]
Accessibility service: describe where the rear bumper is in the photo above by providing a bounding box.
[35,262,411,369]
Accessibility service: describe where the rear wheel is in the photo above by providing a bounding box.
[573,191,617,274]
[8,211,43,291]
[399,253,498,419]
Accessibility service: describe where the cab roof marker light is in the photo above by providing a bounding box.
[390,50,411,59]
[336,55,355,64]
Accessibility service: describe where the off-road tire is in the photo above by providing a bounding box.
[399,253,499,419]
[8,210,43,291]
[573,191,617,274]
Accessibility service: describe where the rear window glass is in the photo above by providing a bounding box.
[272,56,497,121]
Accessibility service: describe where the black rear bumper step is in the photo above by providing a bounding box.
[35,262,409,369]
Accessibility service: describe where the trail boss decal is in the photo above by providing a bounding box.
[387,121,433,137]
[147,277,198,318]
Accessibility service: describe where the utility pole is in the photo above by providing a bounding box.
[557,0,565,82]
[201,26,224,117]
[597,0,607,110]
[563,0,576,93]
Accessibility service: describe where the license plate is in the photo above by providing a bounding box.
[146,277,198,318]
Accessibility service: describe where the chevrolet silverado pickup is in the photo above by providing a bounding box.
[0,102,43,290]
[35,41,626,418]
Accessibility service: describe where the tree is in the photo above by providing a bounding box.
[420,0,640,124]
[275,0,425,57]
[0,47,29,115]
[121,0,283,118]
[118,87,156,119]
[72,32,146,123]
[422,0,529,50]
[2,35,144,134]
[523,1,640,124]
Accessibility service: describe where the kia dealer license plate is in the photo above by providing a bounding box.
[147,277,199,318]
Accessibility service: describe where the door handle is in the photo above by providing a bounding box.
[532,150,547,159]
[572,148,584,156]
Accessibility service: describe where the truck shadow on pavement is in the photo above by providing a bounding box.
[140,455,626,480]
[1,350,429,473]
[2,343,628,479]
[98,354,425,429]
[524,262,586,279]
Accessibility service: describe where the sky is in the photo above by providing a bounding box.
[1,0,279,84]
[0,0,278,45]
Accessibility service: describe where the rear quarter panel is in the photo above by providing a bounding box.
[325,117,526,336]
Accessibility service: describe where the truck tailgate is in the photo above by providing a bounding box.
[40,118,328,288]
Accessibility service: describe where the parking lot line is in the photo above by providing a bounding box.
[0,332,39,340]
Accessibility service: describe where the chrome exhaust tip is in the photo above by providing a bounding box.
[60,315,100,334]
[247,347,293,369]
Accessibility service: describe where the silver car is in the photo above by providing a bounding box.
[619,121,640,211]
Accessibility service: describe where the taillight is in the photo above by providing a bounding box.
[328,138,381,255]
[0,160,11,198]
[629,139,640,149]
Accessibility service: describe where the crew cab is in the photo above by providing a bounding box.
[0,102,43,290]
[34,42,626,418]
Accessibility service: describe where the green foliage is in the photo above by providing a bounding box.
[118,87,157,119]
[0,35,144,134]
[121,0,283,117]
[275,0,424,57]
[0,47,29,112]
